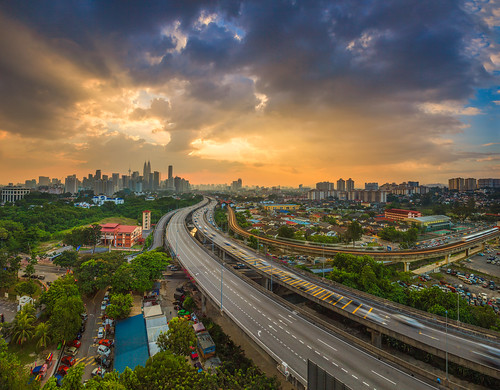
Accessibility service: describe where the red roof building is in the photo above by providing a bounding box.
[100,223,142,248]
[384,209,422,222]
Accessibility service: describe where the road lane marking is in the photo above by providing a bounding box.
[363,307,373,319]
[418,331,439,341]
[333,296,343,305]
[352,304,362,314]
[278,314,293,323]
[371,370,396,385]
[318,339,337,351]
[341,368,348,373]
[342,300,352,309]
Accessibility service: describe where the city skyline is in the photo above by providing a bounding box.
[0,2,498,186]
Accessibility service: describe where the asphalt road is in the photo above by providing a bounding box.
[193,200,500,376]
[167,202,439,390]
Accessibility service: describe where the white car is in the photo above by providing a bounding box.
[101,301,107,310]
[97,345,111,357]
[97,327,105,339]
[392,314,423,329]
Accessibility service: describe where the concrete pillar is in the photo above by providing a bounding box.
[404,262,410,272]
[466,248,470,257]
[445,254,450,264]
[201,294,207,315]
[370,330,382,349]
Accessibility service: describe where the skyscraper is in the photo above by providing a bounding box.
[167,165,175,191]
[346,178,355,191]
[337,178,345,192]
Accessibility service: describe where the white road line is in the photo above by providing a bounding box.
[317,338,338,351]
[371,370,396,385]
[279,314,293,323]
[363,382,370,386]
[352,374,358,379]
[341,368,348,373]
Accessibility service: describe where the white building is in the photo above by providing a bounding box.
[92,195,124,206]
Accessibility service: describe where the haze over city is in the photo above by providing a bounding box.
[0,1,498,186]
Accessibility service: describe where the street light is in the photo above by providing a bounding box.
[457,293,460,323]
[220,262,223,312]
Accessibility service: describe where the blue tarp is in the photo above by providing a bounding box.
[114,314,149,373]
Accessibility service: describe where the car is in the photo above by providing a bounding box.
[37,275,45,280]
[66,347,78,357]
[190,351,199,360]
[61,356,76,367]
[75,332,82,340]
[94,355,113,368]
[194,361,203,372]
[70,340,81,349]
[80,324,86,333]
[57,366,69,376]
[81,313,88,321]
[97,345,111,357]
[91,367,106,378]
[177,309,190,316]
[101,301,107,311]
[392,314,423,329]
[97,327,105,339]
[99,339,114,348]
[474,344,500,368]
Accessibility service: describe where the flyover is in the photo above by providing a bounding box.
[193,199,500,381]
[166,200,440,389]
[227,206,500,271]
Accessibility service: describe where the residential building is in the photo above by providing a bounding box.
[64,174,79,194]
[449,177,464,191]
[478,178,500,189]
[100,223,142,248]
[336,178,346,192]
[316,182,334,191]
[263,204,300,212]
[346,178,355,192]
[464,178,477,191]
[92,195,124,206]
[38,176,50,186]
[143,210,151,231]
[364,182,379,191]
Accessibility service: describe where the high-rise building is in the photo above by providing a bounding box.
[153,171,160,190]
[25,179,37,188]
[316,182,334,191]
[95,170,102,180]
[477,178,500,189]
[112,173,120,192]
[364,182,379,191]
[64,175,79,194]
[38,176,50,186]
[337,178,345,192]
[464,178,477,191]
[408,181,419,187]
[346,178,355,191]
[1,185,31,203]
[448,177,464,191]
[167,165,175,191]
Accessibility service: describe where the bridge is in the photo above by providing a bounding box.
[226,206,500,271]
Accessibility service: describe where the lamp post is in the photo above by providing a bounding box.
[322,244,325,278]
[445,310,449,383]
[457,293,460,322]
[220,262,223,312]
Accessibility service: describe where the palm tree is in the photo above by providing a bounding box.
[35,322,51,349]
[11,311,35,346]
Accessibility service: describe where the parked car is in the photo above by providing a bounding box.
[99,339,114,348]
[97,327,105,339]
[95,355,113,368]
[97,345,111,357]
[70,340,81,349]
[61,356,76,367]
[66,347,78,357]
[101,301,107,311]
[91,367,106,378]
[190,351,199,360]
[57,366,69,376]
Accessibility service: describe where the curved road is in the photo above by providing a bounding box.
[167,201,440,389]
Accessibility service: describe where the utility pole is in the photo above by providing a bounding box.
[445,310,449,383]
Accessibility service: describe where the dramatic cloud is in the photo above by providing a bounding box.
[0,0,498,186]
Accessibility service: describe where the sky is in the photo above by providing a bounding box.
[0,0,499,187]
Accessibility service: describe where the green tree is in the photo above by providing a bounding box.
[53,251,78,269]
[15,280,37,297]
[85,224,102,254]
[157,317,196,356]
[11,310,35,345]
[277,225,295,239]
[111,263,135,293]
[35,322,51,349]
[106,293,133,320]
[61,363,84,390]
[49,295,84,342]
[40,275,80,315]
[182,296,196,312]
[346,220,363,245]
[248,235,259,250]
[0,339,38,390]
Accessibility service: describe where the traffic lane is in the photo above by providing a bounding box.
[171,225,435,390]
[197,213,500,364]
[81,290,106,381]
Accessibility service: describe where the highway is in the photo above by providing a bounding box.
[226,206,500,259]
[166,201,439,389]
[193,200,500,376]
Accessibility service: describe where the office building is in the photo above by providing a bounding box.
[1,185,31,203]
[38,176,50,186]
[316,182,334,191]
[143,210,151,231]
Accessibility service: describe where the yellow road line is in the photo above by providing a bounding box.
[305,285,318,292]
[352,304,362,314]
[363,307,373,319]
[333,296,343,305]
[320,292,334,300]
[313,289,325,297]
[342,300,352,309]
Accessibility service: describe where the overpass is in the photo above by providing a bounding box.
[192,199,500,382]
[227,206,500,271]
[166,199,444,389]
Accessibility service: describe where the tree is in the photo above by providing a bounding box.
[346,221,363,245]
[0,339,38,390]
[10,310,35,346]
[61,363,84,390]
[157,317,196,356]
[53,251,78,269]
[111,263,135,293]
[277,225,294,239]
[40,275,80,315]
[35,322,51,349]
[15,281,37,297]
[49,295,84,342]
[106,293,133,320]
[85,224,102,254]
[182,296,196,312]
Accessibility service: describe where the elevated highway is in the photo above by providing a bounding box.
[193,199,500,381]
[166,200,441,389]
[227,206,499,269]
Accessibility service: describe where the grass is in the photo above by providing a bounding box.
[98,216,138,225]
[7,340,51,367]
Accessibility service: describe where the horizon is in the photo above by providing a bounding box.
[0,2,498,186]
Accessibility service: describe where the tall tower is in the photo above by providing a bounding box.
[346,178,355,191]
[337,178,346,192]
[167,165,175,190]
[143,210,151,231]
